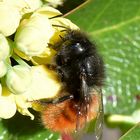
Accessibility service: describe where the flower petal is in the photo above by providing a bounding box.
[15,94,34,120]
[0,34,10,61]
[0,61,7,78]
[23,65,61,101]
[33,5,62,18]
[0,87,16,119]
[31,47,56,65]
[50,17,79,30]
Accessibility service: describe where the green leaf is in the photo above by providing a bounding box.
[0,112,59,140]
[68,0,140,115]
[119,123,140,140]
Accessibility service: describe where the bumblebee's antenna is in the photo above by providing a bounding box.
[52,24,70,41]
[52,24,69,30]
[59,35,65,41]
[32,94,74,106]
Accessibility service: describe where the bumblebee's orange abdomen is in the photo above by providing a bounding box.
[41,95,99,133]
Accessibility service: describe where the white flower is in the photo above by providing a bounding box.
[6,65,32,94]
[0,65,61,119]
[0,4,21,36]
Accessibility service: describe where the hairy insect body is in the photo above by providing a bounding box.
[40,30,105,134]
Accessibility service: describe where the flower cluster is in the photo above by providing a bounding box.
[0,0,78,119]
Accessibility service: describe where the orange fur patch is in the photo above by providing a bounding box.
[41,95,99,133]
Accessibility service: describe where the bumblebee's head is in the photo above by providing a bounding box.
[56,30,93,66]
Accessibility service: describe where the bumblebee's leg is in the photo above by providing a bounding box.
[34,95,73,106]
[52,95,73,104]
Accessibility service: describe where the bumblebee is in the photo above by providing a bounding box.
[36,28,105,140]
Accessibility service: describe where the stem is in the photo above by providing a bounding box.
[0,77,6,87]
[11,54,30,68]
[3,59,12,71]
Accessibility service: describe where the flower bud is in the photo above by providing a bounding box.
[0,61,7,78]
[15,14,54,56]
[0,87,16,119]
[0,4,21,36]
[33,5,62,18]
[6,65,32,94]
[0,34,10,61]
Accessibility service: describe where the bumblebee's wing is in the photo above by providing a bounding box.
[79,74,89,124]
[95,88,104,140]
[67,75,89,140]
[81,74,89,98]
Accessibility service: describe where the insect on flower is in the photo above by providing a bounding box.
[34,16,105,140]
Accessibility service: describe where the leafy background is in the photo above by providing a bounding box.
[0,0,140,139]
[67,0,140,115]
